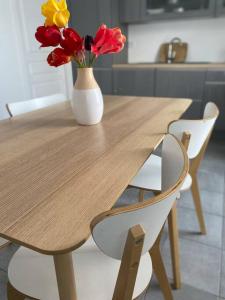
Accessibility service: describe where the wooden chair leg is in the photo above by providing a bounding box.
[168,204,181,290]
[113,225,145,300]
[138,189,145,202]
[191,175,206,235]
[150,232,173,300]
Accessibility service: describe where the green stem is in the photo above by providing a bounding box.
[88,51,91,67]
[89,54,97,67]
[76,59,83,68]
[83,52,87,67]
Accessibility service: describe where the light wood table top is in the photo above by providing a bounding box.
[0,95,191,255]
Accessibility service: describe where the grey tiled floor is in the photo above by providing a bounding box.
[0,139,224,299]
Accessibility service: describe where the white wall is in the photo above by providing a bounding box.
[0,1,25,119]
[0,0,73,121]
[128,17,225,63]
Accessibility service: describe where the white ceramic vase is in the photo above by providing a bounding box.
[71,68,104,125]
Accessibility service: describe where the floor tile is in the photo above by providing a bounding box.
[170,286,218,300]
[201,151,225,172]
[223,192,225,218]
[223,180,225,217]
[198,169,224,194]
[115,187,155,208]
[115,187,139,207]
[224,189,225,217]
[179,189,224,217]
[0,270,7,300]
[204,141,225,161]
[221,280,225,298]
[162,238,221,295]
[176,207,223,249]
[145,276,218,300]
[145,275,164,300]
[223,219,225,250]
[0,243,19,272]
[220,251,225,298]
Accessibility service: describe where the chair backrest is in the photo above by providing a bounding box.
[6,94,67,117]
[168,102,219,159]
[91,134,189,260]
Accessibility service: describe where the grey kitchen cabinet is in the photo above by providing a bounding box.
[68,0,127,71]
[215,0,225,15]
[146,0,217,21]
[204,83,225,130]
[113,68,155,96]
[182,99,203,119]
[204,70,225,130]
[155,69,206,100]
[206,69,225,81]
[68,0,113,68]
[94,68,113,95]
[68,0,111,36]
[120,0,147,23]
[120,0,217,23]
[155,68,206,119]
[72,68,113,95]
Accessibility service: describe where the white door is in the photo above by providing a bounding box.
[0,0,73,120]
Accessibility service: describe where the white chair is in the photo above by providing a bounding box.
[130,102,219,289]
[0,94,67,251]
[7,134,189,300]
[6,94,67,117]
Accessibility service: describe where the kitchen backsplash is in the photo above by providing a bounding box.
[128,17,225,63]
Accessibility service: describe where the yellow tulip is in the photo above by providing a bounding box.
[41,0,70,28]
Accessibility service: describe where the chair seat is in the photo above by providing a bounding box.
[0,238,9,249]
[130,154,192,192]
[8,237,152,300]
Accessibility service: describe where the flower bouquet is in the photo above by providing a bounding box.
[35,0,126,125]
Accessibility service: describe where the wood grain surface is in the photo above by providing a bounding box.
[0,95,191,254]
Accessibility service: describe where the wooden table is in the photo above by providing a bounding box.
[0,95,191,299]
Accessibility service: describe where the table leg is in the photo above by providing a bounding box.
[54,252,77,300]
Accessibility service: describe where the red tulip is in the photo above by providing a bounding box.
[91,24,126,57]
[60,28,84,56]
[35,25,61,47]
[47,48,71,67]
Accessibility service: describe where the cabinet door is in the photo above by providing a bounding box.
[94,69,113,95]
[68,0,111,35]
[182,100,203,119]
[68,0,113,68]
[204,83,225,131]
[215,0,225,16]
[147,0,216,17]
[113,68,155,96]
[72,68,112,95]
[206,69,225,81]
[120,0,147,23]
[121,0,216,23]
[155,69,206,100]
